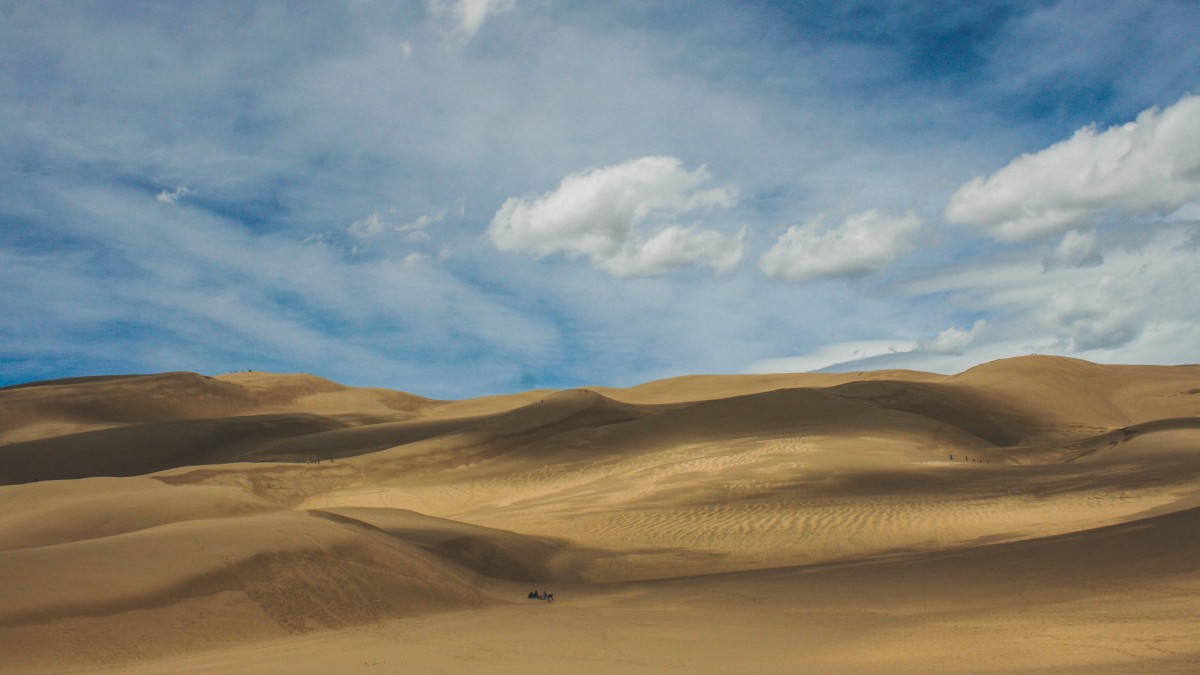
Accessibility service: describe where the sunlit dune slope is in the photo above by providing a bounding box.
[0,355,1197,671]
[596,368,946,404]
[284,361,1198,579]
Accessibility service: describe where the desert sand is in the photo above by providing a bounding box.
[1,356,1197,673]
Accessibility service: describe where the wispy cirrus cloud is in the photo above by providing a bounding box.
[3,1,1199,397]
[891,224,1200,369]
[349,210,443,241]
[428,0,514,39]
[745,340,918,374]
[743,319,988,375]
[155,186,190,205]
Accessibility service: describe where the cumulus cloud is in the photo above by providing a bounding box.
[759,209,922,282]
[945,95,1200,241]
[488,156,741,277]
[1043,275,1144,351]
[428,0,514,39]
[600,226,744,277]
[918,319,987,354]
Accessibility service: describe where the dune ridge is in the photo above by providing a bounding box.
[1,355,1197,673]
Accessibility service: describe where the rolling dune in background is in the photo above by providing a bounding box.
[1,356,1198,673]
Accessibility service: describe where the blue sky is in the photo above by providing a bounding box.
[2,0,1199,398]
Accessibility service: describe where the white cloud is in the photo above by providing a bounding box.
[348,210,442,240]
[155,186,190,205]
[1043,275,1144,351]
[945,94,1200,241]
[745,340,918,374]
[918,319,987,355]
[759,209,922,282]
[488,156,741,276]
[770,336,1059,377]
[348,211,388,238]
[428,0,514,39]
[9,2,1200,397]
[600,226,744,277]
[901,224,1200,365]
[745,318,987,375]
[402,251,432,268]
[1044,229,1102,269]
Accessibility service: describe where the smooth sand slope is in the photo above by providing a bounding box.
[0,356,1197,673]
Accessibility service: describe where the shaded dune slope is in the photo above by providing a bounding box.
[0,414,349,484]
[0,478,587,667]
[0,371,435,447]
[315,507,593,583]
[4,356,1194,486]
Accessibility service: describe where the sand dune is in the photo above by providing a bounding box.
[0,371,431,447]
[0,356,1197,672]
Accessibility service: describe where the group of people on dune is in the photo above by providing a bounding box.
[527,589,554,602]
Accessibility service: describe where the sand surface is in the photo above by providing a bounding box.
[1,356,1198,673]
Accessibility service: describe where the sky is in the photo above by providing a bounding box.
[2,0,1199,399]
